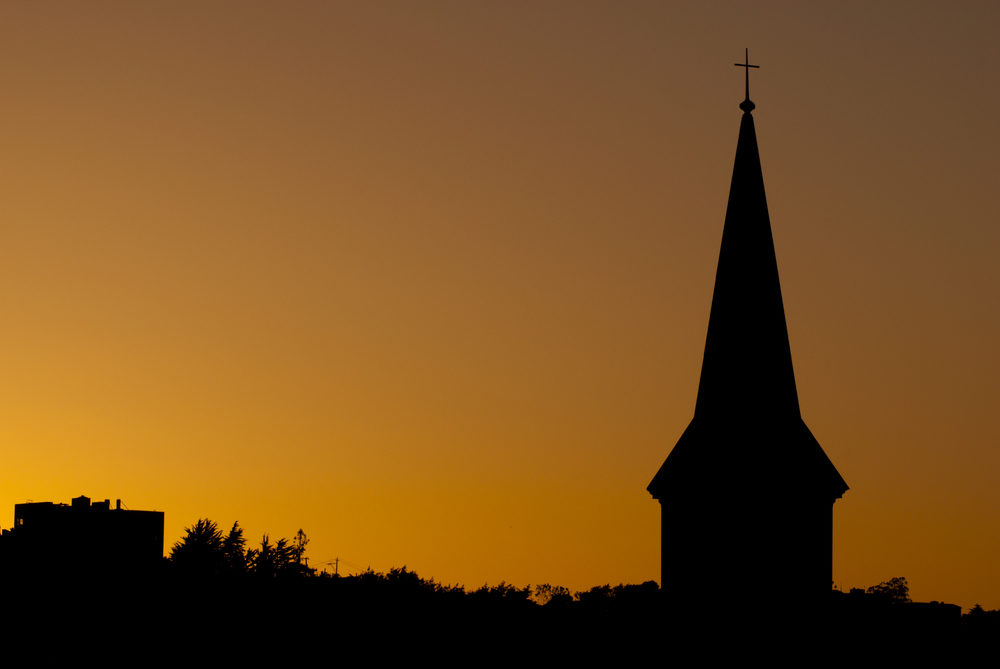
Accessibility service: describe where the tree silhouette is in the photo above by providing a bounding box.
[247,534,299,578]
[222,521,248,575]
[272,537,293,574]
[290,529,314,577]
[469,581,533,612]
[292,529,308,565]
[246,534,272,578]
[534,583,572,607]
[866,577,910,604]
[170,518,225,576]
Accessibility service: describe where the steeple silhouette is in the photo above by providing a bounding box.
[695,90,800,424]
[648,56,847,610]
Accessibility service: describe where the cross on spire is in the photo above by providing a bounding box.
[735,48,759,113]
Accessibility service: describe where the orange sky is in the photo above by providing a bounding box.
[0,2,998,609]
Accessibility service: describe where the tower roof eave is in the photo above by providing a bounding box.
[647,417,848,501]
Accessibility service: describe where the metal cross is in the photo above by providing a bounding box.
[734,48,759,110]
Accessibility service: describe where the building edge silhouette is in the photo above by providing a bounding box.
[1,494,164,576]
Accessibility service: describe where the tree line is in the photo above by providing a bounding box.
[168,518,311,579]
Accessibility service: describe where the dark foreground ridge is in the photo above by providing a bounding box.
[1,507,998,660]
[1,557,997,660]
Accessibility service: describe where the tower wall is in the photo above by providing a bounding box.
[659,492,834,611]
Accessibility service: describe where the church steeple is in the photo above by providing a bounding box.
[694,61,799,425]
[647,59,848,608]
[648,58,847,502]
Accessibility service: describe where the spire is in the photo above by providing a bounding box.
[693,79,798,423]
[648,66,847,501]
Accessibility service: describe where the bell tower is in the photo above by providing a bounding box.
[648,52,848,608]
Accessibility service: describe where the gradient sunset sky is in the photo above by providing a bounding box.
[1,2,998,609]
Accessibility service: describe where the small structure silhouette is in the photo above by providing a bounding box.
[648,52,848,610]
[7,494,164,574]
